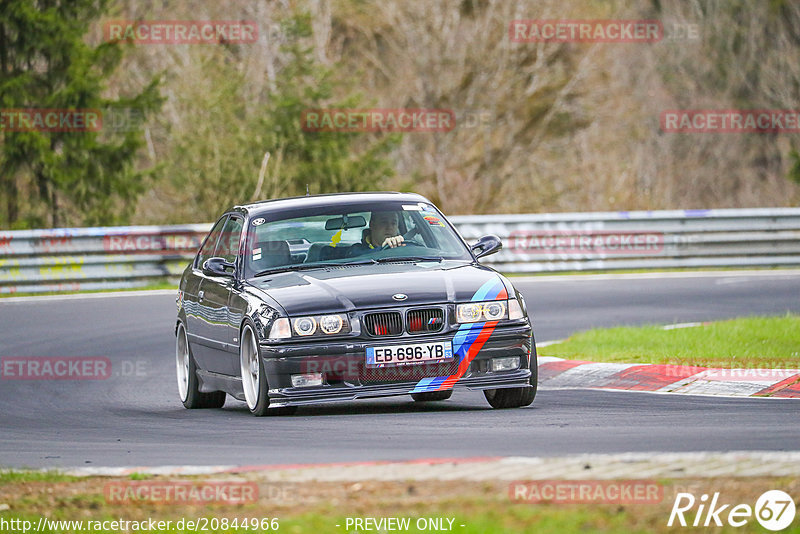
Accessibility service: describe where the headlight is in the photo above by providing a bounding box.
[286,314,350,337]
[293,317,317,336]
[456,303,483,323]
[319,314,343,334]
[483,301,506,321]
[456,301,510,323]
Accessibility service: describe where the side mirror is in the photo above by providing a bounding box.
[471,235,502,259]
[202,257,235,277]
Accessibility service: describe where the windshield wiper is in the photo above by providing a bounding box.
[253,262,331,278]
[375,256,443,263]
[252,259,377,278]
[338,259,379,266]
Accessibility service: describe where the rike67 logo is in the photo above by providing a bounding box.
[668,490,796,531]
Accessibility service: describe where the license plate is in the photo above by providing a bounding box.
[366,341,453,367]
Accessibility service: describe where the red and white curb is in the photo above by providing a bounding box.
[55,452,800,480]
[538,356,800,398]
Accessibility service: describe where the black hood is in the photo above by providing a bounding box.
[246,262,507,315]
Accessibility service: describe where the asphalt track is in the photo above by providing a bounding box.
[0,270,798,469]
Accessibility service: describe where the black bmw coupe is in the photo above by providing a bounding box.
[175,192,537,415]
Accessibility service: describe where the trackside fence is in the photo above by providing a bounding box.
[1,208,799,294]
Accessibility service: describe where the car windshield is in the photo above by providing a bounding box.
[244,200,472,278]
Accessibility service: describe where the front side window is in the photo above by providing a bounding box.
[195,216,227,268]
[215,216,244,264]
[243,201,472,278]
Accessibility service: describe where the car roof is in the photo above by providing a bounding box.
[232,191,431,216]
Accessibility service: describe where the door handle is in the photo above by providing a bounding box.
[198,290,205,302]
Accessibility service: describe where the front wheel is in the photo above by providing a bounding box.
[239,322,297,417]
[484,354,538,409]
[176,321,226,409]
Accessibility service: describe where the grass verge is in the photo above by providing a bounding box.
[0,471,79,484]
[538,314,800,368]
[0,476,798,533]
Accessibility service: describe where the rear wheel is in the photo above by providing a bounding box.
[240,322,297,417]
[484,350,538,409]
[176,321,226,409]
[411,390,453,402]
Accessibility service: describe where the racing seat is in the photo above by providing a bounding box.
[251,240,291,272]
[305,242,333,263]
[306,242,353,262]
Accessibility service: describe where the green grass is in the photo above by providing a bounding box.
[0,470,78,484]
[0,503,704,534]
[2,477,799,533]
[538,314,800,368]
[3,498,799,533]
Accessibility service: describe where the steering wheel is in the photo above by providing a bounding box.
[381,239,424,250]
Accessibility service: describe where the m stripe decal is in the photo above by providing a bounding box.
[410,277,507,393]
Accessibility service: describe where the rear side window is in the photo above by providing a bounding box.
[195,216,227,268]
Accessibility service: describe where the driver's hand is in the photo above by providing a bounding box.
[381,235,405,248]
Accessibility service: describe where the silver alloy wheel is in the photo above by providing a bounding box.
[240,325,260,410]
[175,323,190,402]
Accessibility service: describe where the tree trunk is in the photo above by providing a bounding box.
[1,172,19,226]
[51,188,59,228]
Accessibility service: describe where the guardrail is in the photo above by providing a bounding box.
[1,208,799,294]
[453,207,800,273]
[0,224,210,294]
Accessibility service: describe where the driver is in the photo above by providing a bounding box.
[348,211,404,256]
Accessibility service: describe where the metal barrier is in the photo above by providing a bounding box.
[0,224,210,294]
[453,208,800,273]
[1,208,799,294]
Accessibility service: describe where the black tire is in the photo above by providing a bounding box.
[240,322,297,417]
[176,321,226,409]
[484,342,538,409]
[411,390,453,402]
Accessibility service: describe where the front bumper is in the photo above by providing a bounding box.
[259,323,533,407]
